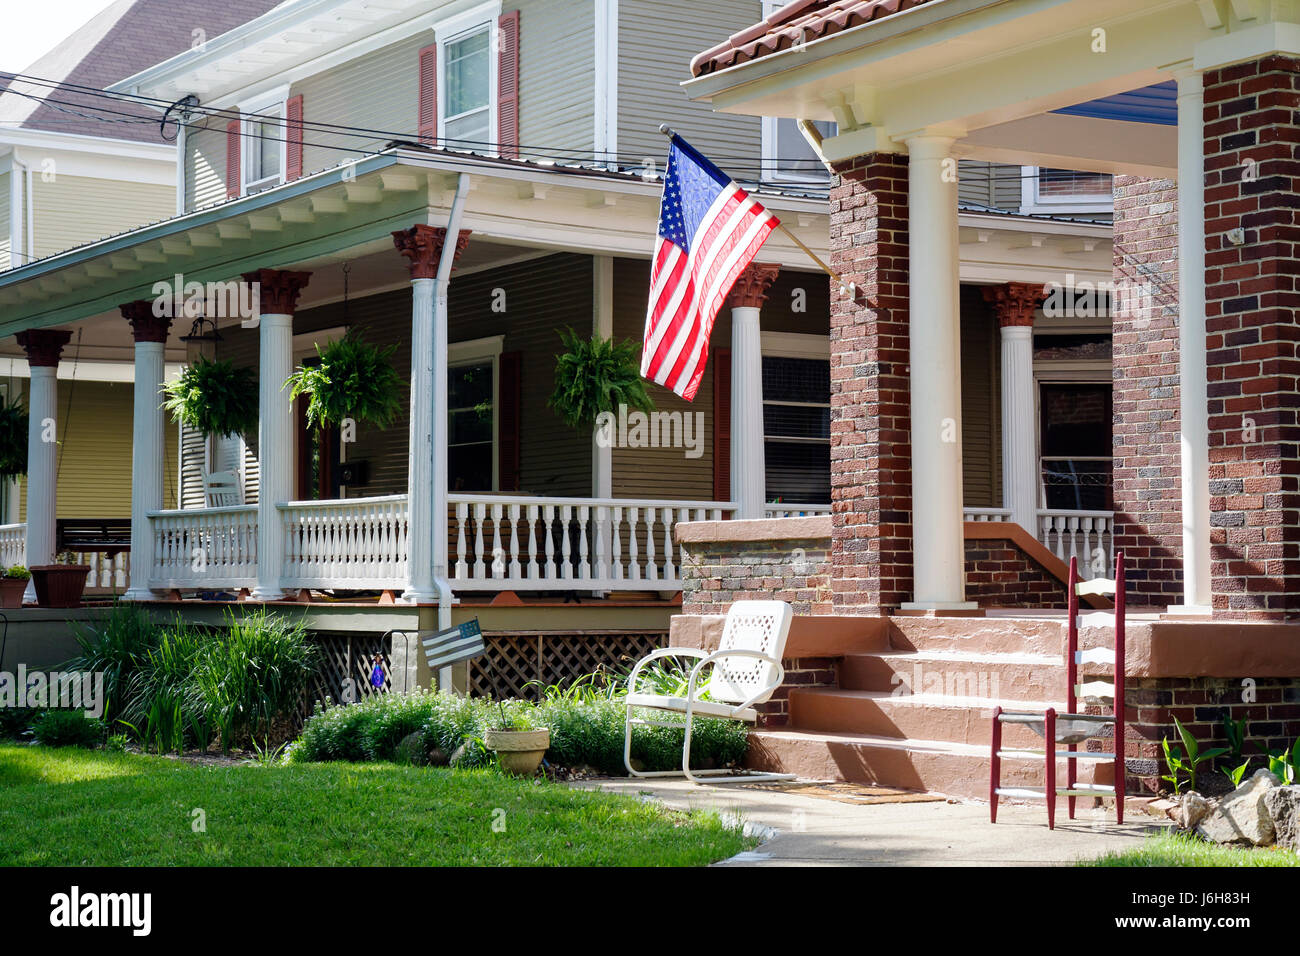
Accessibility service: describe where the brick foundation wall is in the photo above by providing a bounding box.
[963,538,1068,609]
[1112,175,1184,606]
[1202,57,1300,620]
[1125,676,1300,795]
[754,657,839,727]
[680,537,832,616]
[829,153,913,610]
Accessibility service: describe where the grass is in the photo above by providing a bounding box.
[1084,830,1300,867]
[0,743,753,866]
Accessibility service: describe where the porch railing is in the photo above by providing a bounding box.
[280,495,409,590]
[764,503,832,518]
[0,522,131,591]
[0,522,25,569]
[1038,509,1114,570]
[147,505,258,590]
[962,506,1012,523]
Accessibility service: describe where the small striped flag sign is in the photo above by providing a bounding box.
[422,618,485,671]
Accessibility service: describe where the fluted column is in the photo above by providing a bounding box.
[393,224,470,604]
[903,131,972,610]
[16,329,71,603]
[727,263,780,519]
[983,283,1043,537]
[243,269,311,601]
[121,302,171,600]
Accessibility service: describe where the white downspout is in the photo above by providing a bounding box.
[433,172,471,690]
[175,120,187,217]
[10,151,26,267]
[24,160,33,263]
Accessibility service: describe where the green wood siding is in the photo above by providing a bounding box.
[0,171,9,271]
[32,175,173,260]
[513,0,595,160]
[958,161,1024,212]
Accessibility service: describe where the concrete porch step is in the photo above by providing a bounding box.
[838,648,1064,698]
[788,688,1064,747]
[887,616,1066,657]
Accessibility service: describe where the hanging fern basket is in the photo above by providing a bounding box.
[548,328,655,429]
[285,330,403,430]
[161,356,259,438]
[0,396,28,480]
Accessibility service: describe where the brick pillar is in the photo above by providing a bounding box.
[1203,56,1300,620]
[1112,175,1183,605]
[828,153,912,611]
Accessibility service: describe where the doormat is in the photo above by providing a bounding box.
[737,781,947,805]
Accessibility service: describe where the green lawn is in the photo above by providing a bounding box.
[1084,830,1300,867]
[0,743,752,866]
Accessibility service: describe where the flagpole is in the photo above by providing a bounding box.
[658,124,854,295]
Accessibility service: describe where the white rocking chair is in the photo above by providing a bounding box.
[202,471,243,508]
[623,599,797,784]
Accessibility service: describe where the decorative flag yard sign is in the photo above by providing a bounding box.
[421,618,486,671]
[641,131,779,401]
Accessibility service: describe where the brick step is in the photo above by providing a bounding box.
[838,649,1064,698]
[788,688,1065,747]
[887,616,1066,657]
[747,728,1100,801]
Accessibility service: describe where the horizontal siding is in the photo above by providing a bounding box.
[617,0,762,180]
[187,122,227,212]
[19,380,179,520]
[33,175,173,259]
[511,0,595,160]
[0,171,9,271]
[958,160,1023,212]
[292,33,425,179]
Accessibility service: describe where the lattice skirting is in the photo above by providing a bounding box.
[469,631,667,700]
[307,631,394,710]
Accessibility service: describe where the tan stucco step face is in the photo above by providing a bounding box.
[888,616,1067,657]
[788,688,1062,747]
[838,650,1064,697]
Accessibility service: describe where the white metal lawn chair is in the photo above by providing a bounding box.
[202,470,243,508]
[623,599,797,784]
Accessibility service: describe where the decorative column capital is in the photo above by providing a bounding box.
[982,282,1045,328]
[15,328,73,367]
[241,269,312,315]
[120,300,172,343]
[726,262,781,309]
[392,224,471,279]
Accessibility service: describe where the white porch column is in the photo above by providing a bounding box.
[1174,68,1211,612]
[902,132,973,610]
[983,283,1043,535]
[121,302,171,601]
[16,329,71,602]
[727,263,780,518]
[245,269,311,602]
[394,224,470,605]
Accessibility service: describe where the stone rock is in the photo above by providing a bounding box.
[1263,786,1300,850]
[1168,791,1211,831]
[426,746,449,767]
[1196,769,1281,846]
[395,731,428,766]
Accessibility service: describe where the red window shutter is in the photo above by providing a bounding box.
[497,10,520,158]
[225,118,241,198]
[418,43,438,145]
[498,350,523,491]
[286,94,304,181]
[713,347,731,502]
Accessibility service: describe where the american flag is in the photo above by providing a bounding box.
[641,134,778,401]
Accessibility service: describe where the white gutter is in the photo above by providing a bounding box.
[433,171,470,662]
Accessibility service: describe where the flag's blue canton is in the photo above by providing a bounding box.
[657,139,731,255]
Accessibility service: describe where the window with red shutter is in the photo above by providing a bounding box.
[497,11,519,159]
[286,94,304,181]
[225,118,241,198]
[418,43,438,145]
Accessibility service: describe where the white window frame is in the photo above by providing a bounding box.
[1019,165,1113,216]
[239,85,290,196]
[759,333,831,505]
[434,1,501,155]
[760,116,836,184]
[448,334,503,491]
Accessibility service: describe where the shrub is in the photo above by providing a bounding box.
[0,706,39,740]
[121,622,210,754]
[190,610,318,751]
[32,710,105,748]
[66,603,160,727]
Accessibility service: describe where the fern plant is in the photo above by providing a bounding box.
[162,357,258,438]
[285,331,403,430]
[0,396,28,479]
[548,328,655,429]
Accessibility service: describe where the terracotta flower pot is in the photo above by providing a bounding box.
[30,565,90,608]
[0,576,26,608]
[483,728,550,776]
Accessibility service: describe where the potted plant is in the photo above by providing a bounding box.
[0,565,29,608]
[482,702,550,777]
[548,329,655,429]
[285,331,403,429]
[161,356,258,438]
[30,552,90,608]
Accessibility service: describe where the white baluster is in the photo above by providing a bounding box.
[454,502,468,579]
[661,507,675,581]
[560,505,573,580]
[490,503,504,579]
[645,508,657,581]
[611,507,624,581]
[508,504,521,580]
[593,506,607,584]
[473,502,487,579]
[577,505,591,581]
[627,507,640,581]
[526,504,539,581]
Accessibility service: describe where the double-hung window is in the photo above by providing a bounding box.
[443,25,492,147]
[241,87,289,195]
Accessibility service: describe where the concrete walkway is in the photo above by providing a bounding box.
[572,778,1167,866]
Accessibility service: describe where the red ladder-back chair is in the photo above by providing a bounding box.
[990,551,1126,829]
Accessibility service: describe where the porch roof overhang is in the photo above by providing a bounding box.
[0,146,832,342]
[683,0,1300,178]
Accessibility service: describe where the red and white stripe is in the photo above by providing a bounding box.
[641,182,777,401]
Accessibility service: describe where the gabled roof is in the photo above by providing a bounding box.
[690,0,942,78]
[0,0,281,144]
